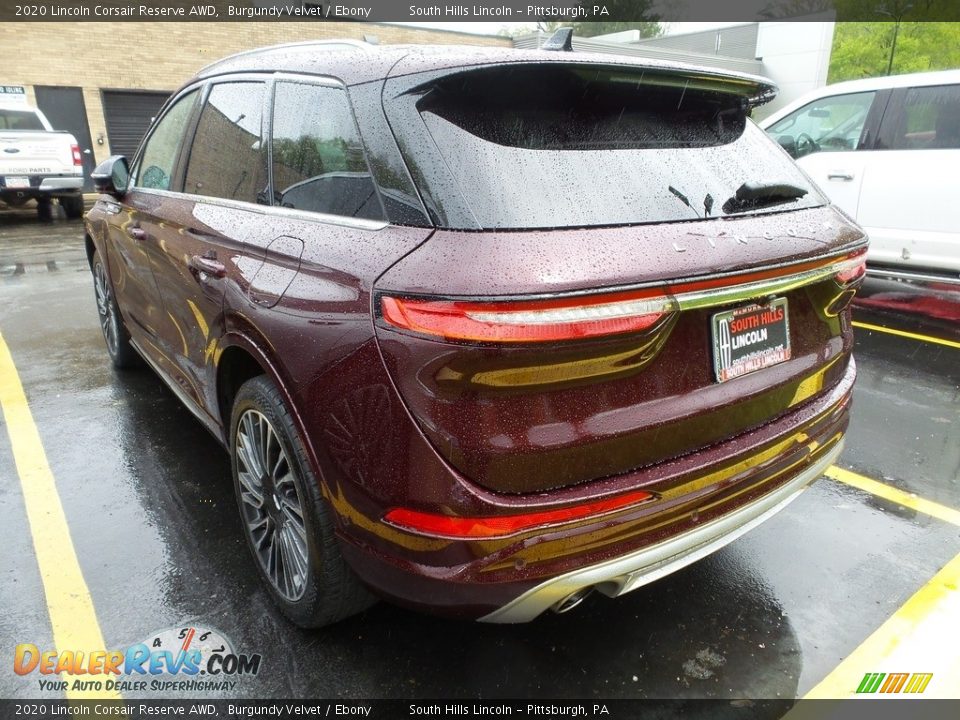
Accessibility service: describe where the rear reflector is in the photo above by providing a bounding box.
[383,489,655,539]
[380,293,677,343]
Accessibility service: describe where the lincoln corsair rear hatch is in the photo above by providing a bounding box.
[85,41,866,627]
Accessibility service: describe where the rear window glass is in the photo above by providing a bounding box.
[0,109,45,131]
[399,65,823,230]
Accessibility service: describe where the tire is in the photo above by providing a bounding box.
[91,250,138,369]
[61,195,85,219]
[36,197,53,221]
[230,375,375,627]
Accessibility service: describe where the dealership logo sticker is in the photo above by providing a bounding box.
[856,671,933,694]
[13,625,262,694]
[711,298,791,383]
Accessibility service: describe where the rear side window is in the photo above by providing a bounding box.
[766,91,875,159]
[0,109,45,131]
[882,84,960,150]
[270,82,383,220]
[394,64,822,230]
[135,90,198,191]
[184,82,268,204]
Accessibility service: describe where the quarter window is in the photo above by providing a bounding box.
[270,82,383,220]
[184,82,268,204]
[766,91,875,159]
[885,84,960,150]
[134,90,198,191]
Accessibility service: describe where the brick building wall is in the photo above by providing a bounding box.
[0,22,509,165]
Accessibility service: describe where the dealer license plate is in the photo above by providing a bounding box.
[3,176,29,189]
[711,298,791,383]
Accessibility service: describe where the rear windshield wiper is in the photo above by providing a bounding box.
[669,186,715,219]
[722,181,808,215]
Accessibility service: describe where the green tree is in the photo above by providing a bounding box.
[759,0,834,19]
[828,22,960,81]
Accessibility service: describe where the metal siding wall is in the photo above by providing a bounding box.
[633,24,759,60]
[513,34,764,76]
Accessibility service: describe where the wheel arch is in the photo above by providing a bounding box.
[214,333,323,488]
[84,232,97,269]
[216,342,269,436]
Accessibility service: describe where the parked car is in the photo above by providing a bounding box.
[84,39,866,627]
[0,103,86,219]
[761,69,960,281]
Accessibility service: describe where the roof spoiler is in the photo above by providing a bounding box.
[542,28,574,52]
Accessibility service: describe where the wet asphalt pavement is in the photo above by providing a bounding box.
[0,209,958,701]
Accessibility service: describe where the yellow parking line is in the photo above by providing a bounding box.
[0,331,119,701]
[796,467,960,700]
[853,320,960,350]
[803,550,960,698]
[826,465,960,527]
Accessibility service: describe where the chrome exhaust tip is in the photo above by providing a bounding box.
[551,587,593,614]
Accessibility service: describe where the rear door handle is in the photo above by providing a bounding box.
[127,227,148,241]
[188,255,226,279]
[827,171,855,181]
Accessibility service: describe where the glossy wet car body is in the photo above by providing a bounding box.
[84,40,866,625]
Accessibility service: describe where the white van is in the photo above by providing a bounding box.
[760,70,960,282]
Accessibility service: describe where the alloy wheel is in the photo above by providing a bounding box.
[93,261,118,356]
[235,409,309,601]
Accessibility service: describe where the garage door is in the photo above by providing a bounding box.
[101,90,170,161]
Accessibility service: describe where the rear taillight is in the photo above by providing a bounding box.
[383,489,655,539]
[379,247,869,344]
[380,292,677,343]
[70,144,82,167]
[835,249,867,284]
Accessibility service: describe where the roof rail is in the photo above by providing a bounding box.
[198,39,373,75]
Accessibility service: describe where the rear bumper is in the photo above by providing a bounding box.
[480,439,841,623]
[39,176,83,192]
[0,175,82,197]
[338,357,855,620]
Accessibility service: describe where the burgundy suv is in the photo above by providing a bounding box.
[85,39,866,627]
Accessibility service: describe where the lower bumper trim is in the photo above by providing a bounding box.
[480,440,843,623]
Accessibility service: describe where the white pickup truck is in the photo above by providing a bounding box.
[0,104,85,219]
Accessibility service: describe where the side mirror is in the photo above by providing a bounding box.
[91,156,130,198]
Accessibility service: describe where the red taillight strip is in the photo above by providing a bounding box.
[381,294,676,342]
[70,143,82,166]
[835,249,867,284]
[380,247,868,343]
[383,489,655,540]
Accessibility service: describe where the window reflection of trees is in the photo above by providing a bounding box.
[271,83,381,220]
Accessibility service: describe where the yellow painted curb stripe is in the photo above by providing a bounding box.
[826,465,960,527]
[797,467,960,701]
[802,550,960,698]
[0,331,120,701]
[853,320,960,350]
